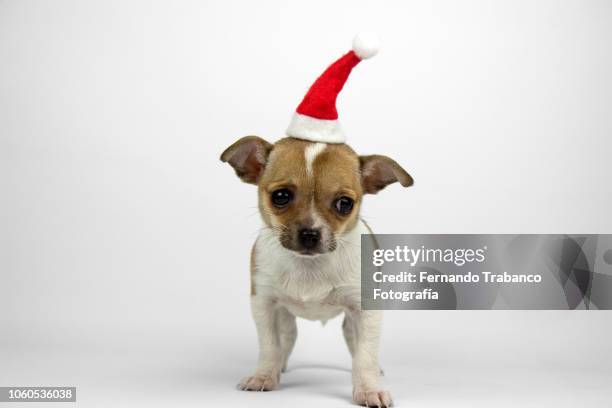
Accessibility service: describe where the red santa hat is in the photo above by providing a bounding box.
[286,32,380,144]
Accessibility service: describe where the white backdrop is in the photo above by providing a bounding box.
[1,1,611,407]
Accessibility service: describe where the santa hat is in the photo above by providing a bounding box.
[286,32,380,144]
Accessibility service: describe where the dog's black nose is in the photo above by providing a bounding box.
[298,228,320,249]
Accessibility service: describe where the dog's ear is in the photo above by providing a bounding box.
[359,155,413,194]
[220,136,273,184]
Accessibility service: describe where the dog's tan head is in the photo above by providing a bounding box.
[221,136,413,256]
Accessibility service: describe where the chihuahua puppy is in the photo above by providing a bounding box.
[221,135,413,407]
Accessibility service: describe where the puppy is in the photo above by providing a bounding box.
[220,32,412,406]
[221,135,413,407]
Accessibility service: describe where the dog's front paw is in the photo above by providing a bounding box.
[238,373,279,391]
[353,388,393,407]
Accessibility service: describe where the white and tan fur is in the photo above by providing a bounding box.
[221,136,413,407]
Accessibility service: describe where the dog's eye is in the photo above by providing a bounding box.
[271,189,293,208]
[334,196,354,215]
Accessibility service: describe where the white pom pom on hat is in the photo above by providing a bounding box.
[286,32,381,144]
[352,31,381,59]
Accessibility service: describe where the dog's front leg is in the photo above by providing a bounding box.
[238,295,283,391]
[349,310,393,407]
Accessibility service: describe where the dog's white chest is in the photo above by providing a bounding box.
[268,265,346,321]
